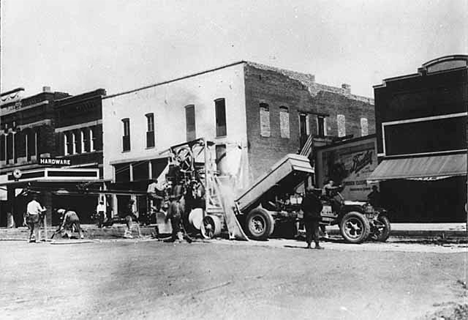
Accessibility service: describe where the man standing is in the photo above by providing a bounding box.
[301,187,324,249]
[367,185,382,208]
[26,194,46,243]
[57,209,84,239]
[96,200,106,228]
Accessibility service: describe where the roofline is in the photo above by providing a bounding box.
[1,87,25,97]
[105,61,247,99]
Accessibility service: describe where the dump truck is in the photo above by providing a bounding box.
[231,154,391,243]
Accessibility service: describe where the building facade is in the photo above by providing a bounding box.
[0,87,105,227]
[103,61,375,215]
[369,55,467,222]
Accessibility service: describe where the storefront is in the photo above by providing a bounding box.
[0,167,101,227]
[371,55,467,222]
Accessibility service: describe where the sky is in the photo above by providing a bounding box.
[1,0,467,99]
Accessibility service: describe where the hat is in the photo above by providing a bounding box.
[57,209,66,214]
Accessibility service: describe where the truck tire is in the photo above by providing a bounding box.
[370,215,391,242]
[201,215,222,239]
[340,211,370,244]
[245,208,275,240]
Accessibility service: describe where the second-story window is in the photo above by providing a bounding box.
[122,118,131,152]
[65,132,74,155]
[185,105,196,141]
[259,103,270,137]
[337,114,346,137]
[215,98,227,137]
[90,127,96,152]
[146,113,155,148]
[317,115,326,137]
[0,134,5,161]
[279,106,290,138]
[360,118,368,136]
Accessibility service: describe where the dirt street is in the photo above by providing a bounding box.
[0,239,466,320]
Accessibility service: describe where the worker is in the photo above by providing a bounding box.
[301,187,324,249]
[26,194,47,243]
[57,209,84,239]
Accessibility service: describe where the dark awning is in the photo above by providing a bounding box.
[367,153,467,182]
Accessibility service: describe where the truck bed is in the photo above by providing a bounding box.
[235,154,314,213]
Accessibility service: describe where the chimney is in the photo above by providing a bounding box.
[43,86,51,93]
[341,83,351,94]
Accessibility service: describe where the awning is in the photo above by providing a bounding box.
[367,153,467,183]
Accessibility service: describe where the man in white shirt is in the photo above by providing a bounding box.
[26,194,46,243]
[96,200,106,228]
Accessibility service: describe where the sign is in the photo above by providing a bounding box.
[39,157,71,166]
[317,138,378,201]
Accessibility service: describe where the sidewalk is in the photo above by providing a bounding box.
[0,223,466,241]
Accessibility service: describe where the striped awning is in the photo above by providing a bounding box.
[367,153,467,182]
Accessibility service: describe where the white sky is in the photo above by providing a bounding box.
[1,0,467,98]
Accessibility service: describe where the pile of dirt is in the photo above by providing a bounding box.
[422,303,468,320]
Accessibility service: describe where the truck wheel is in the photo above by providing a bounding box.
[201,215,222,239]
[340,211,370,244]
[370,215,391,242]
[245,208,275,240]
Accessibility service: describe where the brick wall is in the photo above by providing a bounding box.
[243,63,375,181]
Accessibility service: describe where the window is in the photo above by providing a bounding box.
[146,113,155,148]
[215,98,227,137]
[317,115,326,137]
[337,114,346,137]
[0,134,5,161]
[279,106,290,138]
[6,133,13,163]
[299,113,310,147]
[83,128,90,152]
[80,130,85,153]
[360,118,368,136]
[73,131,79,154]
[122,119,131,151]
[65,132,74,155]
[90,127,96,152]
[259,103,270,137]
[185,105,196,141]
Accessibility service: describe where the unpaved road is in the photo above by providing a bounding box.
[0,239,466,320]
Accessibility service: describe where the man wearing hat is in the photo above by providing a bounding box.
[26,194,46,242]
[121,198,141,238]
[301,186,324,249]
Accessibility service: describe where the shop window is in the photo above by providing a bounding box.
[360,118,368,136]
[122,119,130,152]
[133,161,150,181]
[337,114,346,137]
[185,105,196,141]
[215,98,226,137]
[146,113,155,148]
[259,103,270,137]
[115,163,131,182]
[279,106,290,138]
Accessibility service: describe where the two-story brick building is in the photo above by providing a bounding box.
[0,87,105,227]
[368,55,467,222]
[103,61,375,215]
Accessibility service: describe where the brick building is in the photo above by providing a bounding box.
[368,55,467,222]
[0,87,105,227]
[103,61,375,215]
